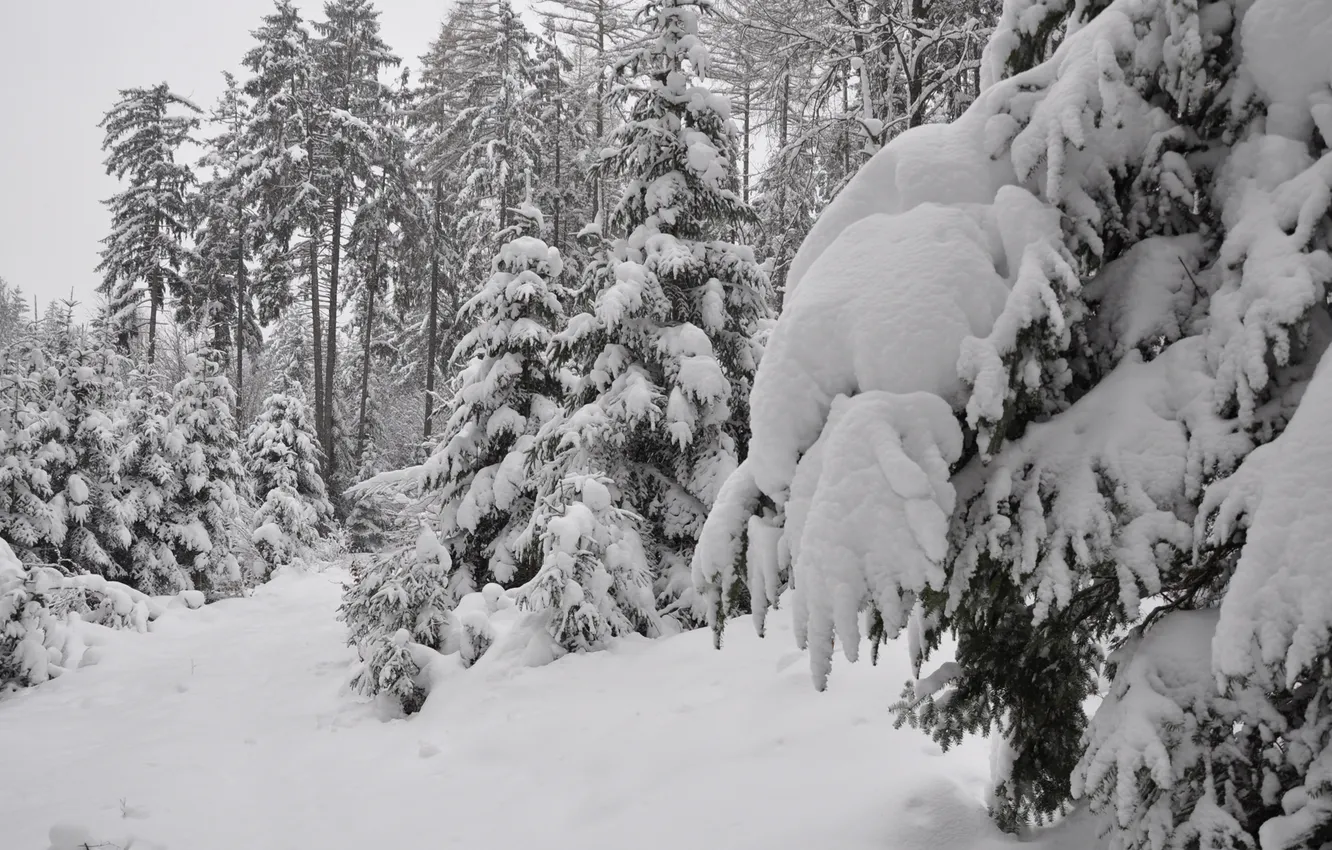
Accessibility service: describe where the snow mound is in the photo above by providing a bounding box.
[1241,0,1332,142]
[1211,353,1332,688]
[748,204,1008,503]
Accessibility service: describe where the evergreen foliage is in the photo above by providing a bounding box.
[246,385,332,570]
[548,0,772,628]
[96,83,201,362]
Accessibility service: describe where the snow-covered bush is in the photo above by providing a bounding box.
[1,537,166,692]
[343,526,464,712]
[245,385,332,571]
[0,540,70,690]
[519,472,659,652]
[693,0,1332,842]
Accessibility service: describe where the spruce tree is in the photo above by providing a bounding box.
[691,0,1332,846]
[111,376,190,593]
[443,0,546,270]
[96,83,201,363]
[341,197,568,705]
[548,0,773,628]
[189,73,261,405]
[167,351,249,595]
[311,0,401,485]
[247,384,332,570]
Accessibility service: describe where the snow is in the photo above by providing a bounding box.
[0,562,1049,850]
[786,391,963,689]
[1241,0,1332,142]
[748,203,1009,503]
[1211,351,1332,689]
[785,118,1015,299]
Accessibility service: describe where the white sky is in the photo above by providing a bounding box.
[0,0,473,324]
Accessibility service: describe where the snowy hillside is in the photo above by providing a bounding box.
[2,564,1027,850]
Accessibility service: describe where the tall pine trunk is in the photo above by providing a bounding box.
[148,199,162,365]
[325,193,344,486]
[235,224,246,412]
[424,180,441,441]
[309,226,325,460]
[355,236,380,467]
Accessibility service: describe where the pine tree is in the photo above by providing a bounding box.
[310,0,402,488]
[0,277,28,342]
[242,0,338,468]
[548,0,773,628]
[0,341,73,563]
[96,83,201,363]
[543,0,643,225]
[246,384,332,570]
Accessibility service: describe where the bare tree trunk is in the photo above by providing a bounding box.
[325,193,344,484]
[147,282,159,366]
[742,80,751,205]
[235,226,246,412]
[355,236,380,469]
[309,227,325,455]
[424,180,442,441]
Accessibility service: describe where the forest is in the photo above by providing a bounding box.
[6,0,1332,849]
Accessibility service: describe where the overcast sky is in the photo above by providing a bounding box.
[1,0,471,324]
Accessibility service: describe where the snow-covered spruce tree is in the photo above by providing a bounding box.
[0,342,71,564]
[96,83,201,363]
[43,342,127,580]
[444,0,547,271]
[547,0,772,633]
[187,72,262,403]
[693,0,1332,843]
[522,470,658,651]
[0,332,128,579]
[109,377,190,594]
[246,384,332,570]
[167,352,249,596]
[340,198,568,705]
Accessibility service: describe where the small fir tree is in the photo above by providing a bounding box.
[246,385,332,569]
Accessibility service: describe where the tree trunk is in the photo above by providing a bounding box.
[356,235,380,468]
[309,227,325,455]
[424,180,442,440]
[147,278,159,366]
[325,193,343,484]
[235,224,246,412]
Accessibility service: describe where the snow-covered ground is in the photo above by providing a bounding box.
[0,563,1040,850]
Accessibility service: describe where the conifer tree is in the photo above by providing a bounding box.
[543,0,643,225]
[96,83,201,363]
[691,0,1332,846]
[311,0,402,484]
[246,384,332,569]
[0,277,28,342]
[189,73,261,406]
[444,0,546,268]
[548,0,772,627]
[111,376,189,593]
[167,352,249,595]
[341,197,568,703]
